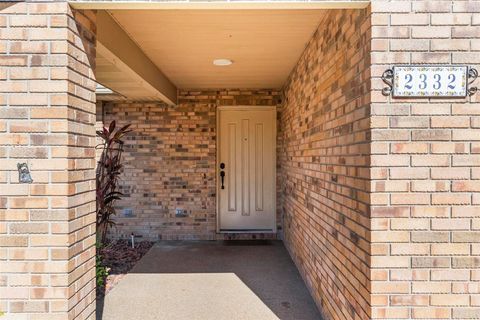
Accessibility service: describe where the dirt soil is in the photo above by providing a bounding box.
[97,240,154,298]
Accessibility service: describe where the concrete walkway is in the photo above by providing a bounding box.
[99,240,322,320]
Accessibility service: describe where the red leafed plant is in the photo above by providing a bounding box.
[96,120,132,244]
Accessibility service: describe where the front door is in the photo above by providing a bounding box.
[217,106,276,232]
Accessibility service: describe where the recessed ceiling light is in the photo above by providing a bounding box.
[213,59,233,66]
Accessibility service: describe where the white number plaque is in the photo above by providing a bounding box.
[392,66,467,98]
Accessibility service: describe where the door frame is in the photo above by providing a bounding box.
[216,105,277,233]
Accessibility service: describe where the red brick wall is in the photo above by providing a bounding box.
[279,8,372,320]
[101,89,282,240]
[370,1,480,319]
[0,3,97,319]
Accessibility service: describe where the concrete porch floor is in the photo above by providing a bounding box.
[99,240,322,320]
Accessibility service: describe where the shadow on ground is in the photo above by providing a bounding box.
[98,240,322,320]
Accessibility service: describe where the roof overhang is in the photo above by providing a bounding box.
[76,1,370,101]
[96,10,177,104]
[70,1,370,10]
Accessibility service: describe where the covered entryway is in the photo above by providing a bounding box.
[88,2,372,320]
[88,5,337,318]
[92,5,333,240]
[99,241,321,320]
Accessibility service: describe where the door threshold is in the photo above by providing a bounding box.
[219,229,275,233]
[222,240,273,246]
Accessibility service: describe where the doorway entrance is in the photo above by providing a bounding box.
[217,106,277,232]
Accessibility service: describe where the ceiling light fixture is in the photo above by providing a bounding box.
[213,59,233,66]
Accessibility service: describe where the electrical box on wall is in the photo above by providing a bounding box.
[175,209,188,217]
[122,208,134,218]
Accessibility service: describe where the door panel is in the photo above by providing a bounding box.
[218,107,276,231]
[241,118,250,216]
[255,123,264,212]
[227,123,237,212]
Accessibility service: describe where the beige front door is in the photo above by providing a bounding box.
[217,106,276,232]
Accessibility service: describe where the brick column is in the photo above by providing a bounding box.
[370,1,479,319]
[0,2,97,319]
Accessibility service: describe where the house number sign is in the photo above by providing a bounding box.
[382,65,478,98]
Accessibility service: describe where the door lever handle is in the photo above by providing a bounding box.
[220,171,225,189]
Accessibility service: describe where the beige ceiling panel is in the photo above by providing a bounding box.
[96,11,177,104]
[108,9,326,89]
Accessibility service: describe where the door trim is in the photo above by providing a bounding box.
[216,106,277,233]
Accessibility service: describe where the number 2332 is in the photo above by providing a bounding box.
[403,73,457,90]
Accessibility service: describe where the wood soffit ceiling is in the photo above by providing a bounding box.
[106,9,326,90]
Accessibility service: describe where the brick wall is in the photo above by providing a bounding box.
[370,1,480,319]
[0,3,97,319]
[280,8,372,320]
[3,2,478,319]
[101,89,282,240]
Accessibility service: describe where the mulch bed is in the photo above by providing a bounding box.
[97,240,154,298]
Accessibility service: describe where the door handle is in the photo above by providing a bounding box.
[220,171,225,189]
